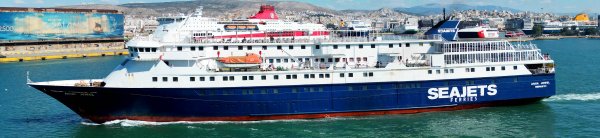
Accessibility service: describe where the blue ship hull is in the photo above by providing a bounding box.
[30,74,555,123]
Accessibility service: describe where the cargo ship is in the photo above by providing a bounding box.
[28,6,556,123]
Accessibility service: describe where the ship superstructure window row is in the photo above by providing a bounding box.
[444,51,544,65]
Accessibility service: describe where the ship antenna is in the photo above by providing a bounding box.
[443,8,446,20]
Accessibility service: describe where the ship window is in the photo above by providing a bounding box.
[292,74,298,79]
[335,58,340,62]
[444,69,449,73]
[162,77,168,82]
[144,48,150,52]
[223,76,228,81]
[399,43,402,47]
[173,77,178,82]
[340,73,345,77]
[428,70,432,74]
[419,43,424,46]
[249,76,254,80]
[301,45,306,49]
[262,46,267,50]
[406,43,410,47]
[310,74,315,78]
[151,48,157,52]
[364,72,368,77]
[363,57,367,61]
[229,76,234,81]
[247,46,252,50]
[325,74,330,78]
[389,44,393,48]
[269,59,274,63]
[349,73,354,77]
[320,58,325,62]
[200,77,205,81]
[501,66,506,70]
[316,45,320,49]
[177,47,182,51]
[238,46,243,50]
[346,45,351,49]
[277,45,282,50]
[371,44,375,48]
[486,67,490,71]
[284,59,289,63]
[242,76,248,80]
[328,58,333,62]
[213,46,218,50]
[319,74,324,78]
[369,72,374,77]
[209,77,215,81]
[276,59,281,63]
[491,67,496,71]
[436,70,440,74]
[471,68,475,72]
[224,46,229,50]
[286,75,291,79]
[274,75,279,80]
[304,74,310,78]
[190,77,195,82]
[261,75,266,80]
[199,47,203,51]
[134,48,139,52]
[190,47,196,51]
[152,77,158,82]
[333,45,338,49]
[359,44,363,49]
[513,66,518,70]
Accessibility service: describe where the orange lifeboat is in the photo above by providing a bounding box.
[218,53,261,64]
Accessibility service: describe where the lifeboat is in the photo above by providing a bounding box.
[218,53,262,68]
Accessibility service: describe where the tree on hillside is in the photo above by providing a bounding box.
[532,24,543,37]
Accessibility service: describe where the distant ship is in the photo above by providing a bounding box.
[29,6,556,123]
[457,26,499,38]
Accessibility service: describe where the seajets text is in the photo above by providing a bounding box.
[427,84,497,102]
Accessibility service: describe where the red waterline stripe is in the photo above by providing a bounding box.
[86,103,497,123]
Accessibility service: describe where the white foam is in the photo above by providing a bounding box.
[80,117,352,127]
[544,93,600,101]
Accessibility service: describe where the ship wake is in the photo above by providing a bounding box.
[80,117,355,126]
[544,93,600,102]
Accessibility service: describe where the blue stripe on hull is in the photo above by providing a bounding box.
[31,74,555,121]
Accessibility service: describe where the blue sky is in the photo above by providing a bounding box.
[2,0,599,13]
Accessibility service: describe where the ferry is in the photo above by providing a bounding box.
[28,6,556,123]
